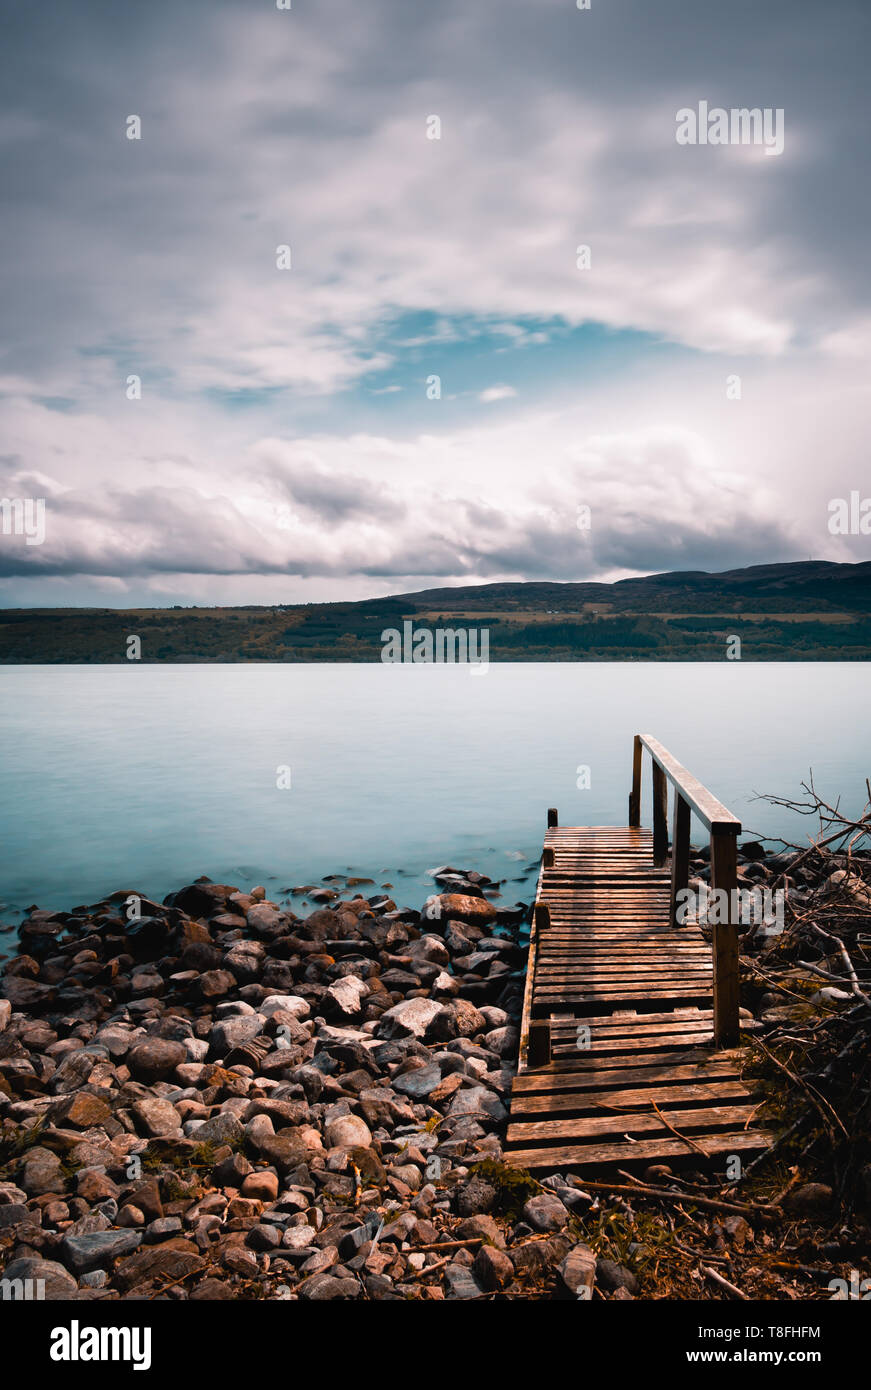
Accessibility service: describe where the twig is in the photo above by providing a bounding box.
[702,1265,749,1300]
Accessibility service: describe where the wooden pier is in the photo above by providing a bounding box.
[506,736,772,1174]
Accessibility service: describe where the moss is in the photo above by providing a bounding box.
[469,1158,539,1221]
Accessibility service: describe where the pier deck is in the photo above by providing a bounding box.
[506,739,772,1174]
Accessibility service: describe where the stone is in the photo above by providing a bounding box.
[392,1063,443,1101]
[473,1243,514,1291]
[443,1263,485,1299]
[54,1091,112,1129]
[785,1183,834,1215]
[114,1239,205,1291]
[596,1258,639,1294]
[241,1170,279,1202]
[21,1147,65,1197]
[127,1039,187,1083]
[2,1256,78,1299]
[189,1110,244,1145]
[455,1214,505,1248]
[324,976,369,1018]
[456,1177,497,1217]
[447,1085,507,1124]
[377,997,445,1040]
[326,1114,372,1149]
[208,1015,264,1058]
[61,1229,142,1273]
[522,1192,569,1232]
[429,894,498,925]
[132,1096,182,1137]
[298,1273,361,1301]
[557,1244,597,1298]
[513,1234,572,1278]
[76,1169,120,1204]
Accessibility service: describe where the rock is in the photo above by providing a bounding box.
[21,1147,65,1196]
[455,1214,506,1248]
[326,1114,372,1149]
[208,1015,264,1059]
[0,999,11,1032]
[241,1171,279,1202]
[53,1091,112,1128]
[457,1177,497,1216]
[785,1183,834,1215]
[522,1192,569,1233]
[424,895,498,926]
[132,1096,181,1137]
[260,995,310,1020]
[392,1064,443,1101]
[447,1085,507,1124]
[596,1258,639,1294]
[473,1244,513,1290]
[513,1234,572,1278]
[247,1223,281,1251]
[61,1229,142,1273]
[376,998,446,1040]
[127,1039,187,1083]
[189,1111,244,1146]
[443,1263,485,1299]
[76,1169,120,1204]
[114,1239,205,1291]
[298,1273,361,1301]
[257,1134,313,1174]
[558,1243,597,1297]
[2,1256,78,1299]
[324,976,369,1019]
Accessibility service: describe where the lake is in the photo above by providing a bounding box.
[0,662,868,924]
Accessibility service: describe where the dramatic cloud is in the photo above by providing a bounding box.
[0,0,868,603]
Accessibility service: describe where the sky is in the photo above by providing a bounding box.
[0,0,869,607]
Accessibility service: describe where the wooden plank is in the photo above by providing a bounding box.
[512,1060,742,1094]
[507,1103,762,1145]
[509,1082,753,1117]
[505,1130,770,1171]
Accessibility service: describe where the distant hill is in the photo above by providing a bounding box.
[2,560,871,662]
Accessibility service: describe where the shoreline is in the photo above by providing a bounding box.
[1,846,869,1301]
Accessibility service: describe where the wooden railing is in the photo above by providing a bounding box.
[630,734,742,1047]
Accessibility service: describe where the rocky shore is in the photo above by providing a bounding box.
[2,838,870,1302]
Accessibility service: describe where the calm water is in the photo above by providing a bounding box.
[0,663,868,922]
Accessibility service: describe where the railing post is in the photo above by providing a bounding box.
[543,847,554,868]
[652,760,668,866]
[527,902,551,1067]
[710,828,740,1047]
[547,807,558,828]
[670,793,691,927]
[628,735,642,827]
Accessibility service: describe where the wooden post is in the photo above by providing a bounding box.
[710,828,740,1047]
[547,808,559,828]
[528,1019,551,1067]
[670,792,691,927]
[628,735,642,827]
[543,847,554,868]
[652,760,668,867]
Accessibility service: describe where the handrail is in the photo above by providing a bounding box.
[629,734,741,1047]
[634,735,741,834]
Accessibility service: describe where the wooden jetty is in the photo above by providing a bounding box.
[506,735,772,1173]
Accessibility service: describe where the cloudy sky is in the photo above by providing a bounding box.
[0,0,868,607]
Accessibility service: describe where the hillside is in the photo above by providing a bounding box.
[2,560,870,662]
